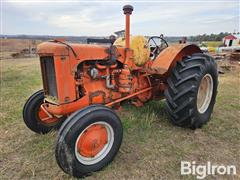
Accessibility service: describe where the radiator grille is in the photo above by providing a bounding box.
[40,56,58,98]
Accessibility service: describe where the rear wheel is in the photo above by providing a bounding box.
[164,53,218,129]
[55,105,123,178]
[23,90,64,134]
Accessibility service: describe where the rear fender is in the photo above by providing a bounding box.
[146,44,202,75]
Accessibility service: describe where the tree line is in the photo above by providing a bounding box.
[189,32,231,42]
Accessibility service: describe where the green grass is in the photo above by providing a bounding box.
[205,41,223,47]
[0,58,239,179]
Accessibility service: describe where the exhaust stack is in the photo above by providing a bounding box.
[123,5,133,49]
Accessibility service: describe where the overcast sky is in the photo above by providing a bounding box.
[1,0,239,36]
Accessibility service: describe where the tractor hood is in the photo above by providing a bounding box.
[37,41,110,61]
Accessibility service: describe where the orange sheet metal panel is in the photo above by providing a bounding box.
[44,95,90,115]
[71,44,109,60]
[71,44,127,64]
[37,42,69,56]
[38,41,127,65]
[38,42,109,61]
[54,56,76,103]
[146,44,201,75]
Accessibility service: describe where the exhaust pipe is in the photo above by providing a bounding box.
[123,5,133,49]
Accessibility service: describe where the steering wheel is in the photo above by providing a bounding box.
[148,36,168,60]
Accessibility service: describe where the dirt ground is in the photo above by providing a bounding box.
[0,58,239,179]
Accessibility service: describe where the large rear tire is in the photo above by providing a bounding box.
[164,53,218,129]
[55,105,123,178]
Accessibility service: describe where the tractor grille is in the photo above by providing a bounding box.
[40,56,58,98]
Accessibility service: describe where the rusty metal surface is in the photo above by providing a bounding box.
[37,42,69,56]
[146,44,202,75]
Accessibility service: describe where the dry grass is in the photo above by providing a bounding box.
[0,39,42,52]
[0,39,41,59]
[0,58,239,179]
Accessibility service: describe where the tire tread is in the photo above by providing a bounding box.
[164,53,218,129]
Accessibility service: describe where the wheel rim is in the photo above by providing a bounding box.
[75,121,114,165]
[197,74,213,113]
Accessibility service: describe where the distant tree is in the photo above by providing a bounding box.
[189,32,231,42]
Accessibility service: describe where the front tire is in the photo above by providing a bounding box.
[55,105,123,178]
[23,90,63,134]
[164,53,218,129]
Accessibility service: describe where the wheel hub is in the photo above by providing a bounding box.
[77,125,108,157]
[74,121,114,165]
[197,74,213,113]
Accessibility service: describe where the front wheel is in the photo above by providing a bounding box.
[23,90,64,134]
[55,105,123,178]
[164,53,218,129]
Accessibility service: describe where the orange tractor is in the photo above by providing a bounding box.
[23,5,218,178]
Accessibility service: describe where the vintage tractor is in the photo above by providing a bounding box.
[23,5,218,178]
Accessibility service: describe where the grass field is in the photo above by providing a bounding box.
[0,58,239,179]
[0,39,42,60]
[204,41,223,47]
[0,39,42,52]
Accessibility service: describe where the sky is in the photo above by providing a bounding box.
[1,0,239,36]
